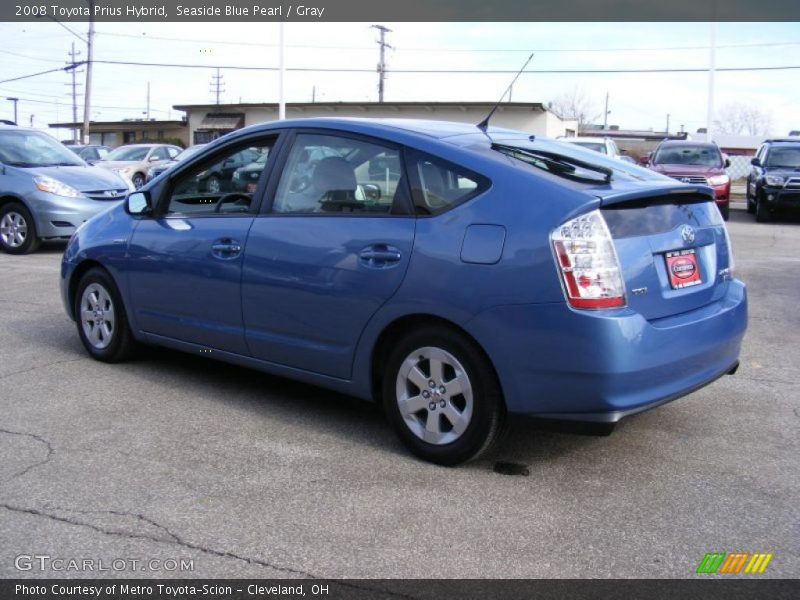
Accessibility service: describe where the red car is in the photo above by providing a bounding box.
[647,141,731,220]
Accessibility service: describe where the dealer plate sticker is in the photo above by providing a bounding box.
[665,248,702,289]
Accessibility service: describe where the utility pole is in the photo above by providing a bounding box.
[82,0,95,144]
[146,81,150,119]
[278,21,285,120]
[6,97,18,124]
[210,68,225,105]
[371,25,393,103]
[66,42,82,141]
[706,16,717,143]
[666,113,670,134]
[603,92,610,129]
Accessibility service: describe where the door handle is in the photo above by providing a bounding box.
[211,239,242,258]
[359,245,402,267]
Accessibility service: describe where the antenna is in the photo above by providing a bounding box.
[477,53,534,132]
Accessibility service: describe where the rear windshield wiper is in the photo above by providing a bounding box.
[492,143,613,184]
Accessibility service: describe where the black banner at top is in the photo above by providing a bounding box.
[4,0,800,22]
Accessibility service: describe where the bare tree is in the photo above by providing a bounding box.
[714,102,773,136]
[548,87,600,131]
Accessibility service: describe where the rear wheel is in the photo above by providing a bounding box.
[382,326,505,466]
[75,267,137,362]
[0,202,40,255]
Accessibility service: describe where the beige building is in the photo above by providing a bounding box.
[172,102,577,145]
[48,119,190,148]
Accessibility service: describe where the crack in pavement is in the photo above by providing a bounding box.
[0,502,315,578]
[0,503,422,599]
[44,505,182,544]
[0,428,55,480]
[0,357,86,381]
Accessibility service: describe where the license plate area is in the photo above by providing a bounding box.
[665,248,702,289]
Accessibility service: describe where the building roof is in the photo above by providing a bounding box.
[172,101,550,112]
[48,120,186,129]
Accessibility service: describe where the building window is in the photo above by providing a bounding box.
[123,131,136,144]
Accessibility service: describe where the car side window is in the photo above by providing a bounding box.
[272,133,404,215]
[164,141,274,216]
[410,153,487,216]
[150,147,168,161]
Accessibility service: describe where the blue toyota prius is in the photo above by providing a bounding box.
[61,118,747,465]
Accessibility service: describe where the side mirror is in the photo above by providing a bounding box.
[148,155,160,162]
[750,157,761,166]
[724,158,731,168]
[126,191,151,215]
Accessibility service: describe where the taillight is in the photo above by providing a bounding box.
[722,222,735,278]
[551,209,626,309]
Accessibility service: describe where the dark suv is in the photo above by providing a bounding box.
[647,141,731,220]
[747,139,800,222]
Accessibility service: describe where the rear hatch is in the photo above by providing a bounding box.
[598,187,732,321]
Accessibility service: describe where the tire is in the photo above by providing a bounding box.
[746,184,756,214]
[206,175,221,194]
[0,202,41,255]
[755,195,772,223]
[719,203,730,221]
[382,326,505,466]
[131,173,145,189]
[74,267,137,362]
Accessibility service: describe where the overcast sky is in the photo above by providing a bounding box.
[1,21,798,138]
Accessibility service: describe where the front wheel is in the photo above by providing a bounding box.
[382,326,505,466]
[719,203,730,221]
[131,173,145,189]
[755,195,772,223]
[75,267,137,362]
[0,202,40,254]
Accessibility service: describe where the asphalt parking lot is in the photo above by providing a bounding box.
[0,208,798,580]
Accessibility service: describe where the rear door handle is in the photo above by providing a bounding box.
[359,245,402,267]
[211,239,242,259]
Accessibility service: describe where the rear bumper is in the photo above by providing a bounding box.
[466,279,747,421]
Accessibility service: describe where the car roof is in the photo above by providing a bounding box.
[764,138,800,144]
[658,140,718,148]
[235,117,521,140]
[562,137,609,143]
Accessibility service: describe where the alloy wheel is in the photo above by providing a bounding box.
[80,283,116,350]
[395,346,474,446]
[0,211,28,248]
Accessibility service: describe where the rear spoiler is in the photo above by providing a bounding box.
[597,184,715,207]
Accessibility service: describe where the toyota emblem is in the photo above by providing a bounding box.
[680,225,695,244]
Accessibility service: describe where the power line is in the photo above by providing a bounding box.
[93,30,800,53]
[89,59,800,74]
[0,64,84,85]
[0,49,65,63]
